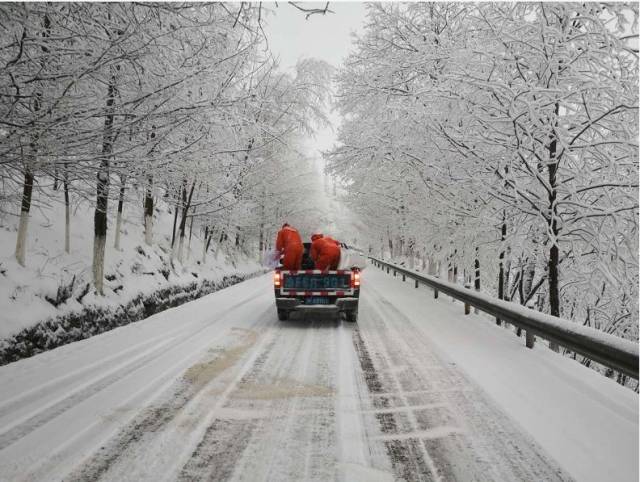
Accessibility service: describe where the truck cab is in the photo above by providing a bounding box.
[273,242,360,322]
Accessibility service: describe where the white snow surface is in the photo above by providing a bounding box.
[0,264,636,481]
[364,266,638,482]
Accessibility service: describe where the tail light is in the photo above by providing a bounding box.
[274,271,281,288]
[351,270,360,288]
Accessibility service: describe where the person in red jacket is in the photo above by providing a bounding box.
[276,223,303,270]
[310,233,341,270]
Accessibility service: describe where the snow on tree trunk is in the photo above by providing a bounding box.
[187,207,195,261]
[177,234,185,264]
[93,167,109,295]
[93,69,116,296]
[15,166,34,267]
[547,103,561,352]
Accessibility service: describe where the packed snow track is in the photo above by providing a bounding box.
[0,269,637,482]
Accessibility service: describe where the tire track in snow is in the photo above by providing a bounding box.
[360,282,572,481]
[0,329,178,418]
[0,291,263,452]
[174,323,288,482]
[178,417,259,482]
[65,309,274,482]
[182,316,344,482]
[352,324,436,481]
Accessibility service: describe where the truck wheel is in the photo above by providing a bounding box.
[277,310,289,321]
[345,310,358,323]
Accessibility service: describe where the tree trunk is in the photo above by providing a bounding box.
[144,175,153,246]
[64,170,70,254]
[202,225,210,264]
[202,227,208,264]
[547,103,561,351]
[187,207,196,261]
[497,211,506,325]
[93,161,109,295]
[114,175,125,250]
[523,237,537,304]
[16,14,50,267]
[92,70,116,295]
[177,179,195,263]
[453,249,458,283]
[170,189,180,259]
[504,248,512,300]
[15,166,34,267]
[408,238,415,269]
[259,224,265,253]
[215,227,226,258]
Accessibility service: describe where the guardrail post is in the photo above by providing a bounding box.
[386,266,389,274]
[433,276,439,299]
[525,301,535,348]
[526,331,535,349]
[464,284,471,314]
[402,273,406,282]
[415,279,419,289]
[393,270,396,277]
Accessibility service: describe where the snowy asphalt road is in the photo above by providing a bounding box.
[0,268,636,481]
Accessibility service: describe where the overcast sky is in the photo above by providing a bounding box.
[263,2,367,155]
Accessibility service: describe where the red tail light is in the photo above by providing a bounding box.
[274,271,281,288]
[351,270,360,288]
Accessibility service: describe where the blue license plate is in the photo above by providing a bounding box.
[305,297,331,305]
[284,274,350,290]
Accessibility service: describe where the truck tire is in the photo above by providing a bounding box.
[345,310,358,323]
[277,309,289,321]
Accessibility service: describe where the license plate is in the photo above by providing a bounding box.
[284,274,350,290]
[305,297,330,305]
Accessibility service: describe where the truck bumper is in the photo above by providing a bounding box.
[276,297,359,313]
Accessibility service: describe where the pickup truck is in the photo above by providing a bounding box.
[273,242,360,322]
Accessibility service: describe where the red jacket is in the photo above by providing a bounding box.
[276,226,303,254]
[310,237,341,270]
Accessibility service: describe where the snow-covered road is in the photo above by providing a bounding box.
[0,267,637,481]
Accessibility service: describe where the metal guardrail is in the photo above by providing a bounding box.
[369,257,639,379]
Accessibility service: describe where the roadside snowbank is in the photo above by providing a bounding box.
[0,186,264,363]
